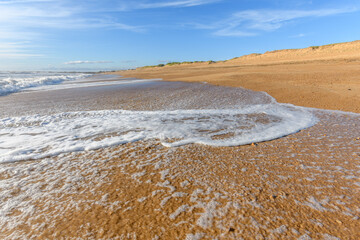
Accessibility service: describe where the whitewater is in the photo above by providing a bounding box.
[0,71,91,95]
[2,73,360,239]
[0,74,318,163]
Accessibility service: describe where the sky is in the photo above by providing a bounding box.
[0,0,359,71]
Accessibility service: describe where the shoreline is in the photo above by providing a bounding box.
[111,41,360,114]
[112,60,360,114]
[2,109,359,239]
[0,75,359,239]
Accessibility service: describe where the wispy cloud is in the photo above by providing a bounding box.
[0,0,56,4]
[0,40,43,58]
[120,60,137,63]
[196,8,357,37]
[290,33,307,38]
[136,0,218,9]
[0,53,43,57]
[0,1,143,30]
[0,0,145,58]
[117,0,219,11]
[64,60,114,65]
[0,0,219,59]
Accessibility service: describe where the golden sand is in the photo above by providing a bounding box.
[114,40,360,113]
[1,41,360,239]
[2,111,359,239]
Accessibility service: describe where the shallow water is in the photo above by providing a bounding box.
[0,75,316,163]
[0,111,359,239]
[0,74,359,239]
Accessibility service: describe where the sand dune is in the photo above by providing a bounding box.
[228,40,360,65]
[114,40,360,113]
[1,42,360,238]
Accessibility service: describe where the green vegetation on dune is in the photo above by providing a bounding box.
[140,60,217,68]
[166,62,181,66]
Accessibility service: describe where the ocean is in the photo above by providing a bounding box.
[0,72,316,163]
[1,73,359,239]
[0,71,92,96]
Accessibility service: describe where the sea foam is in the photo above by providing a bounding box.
[0,72,91,95]
[0,103,317,163]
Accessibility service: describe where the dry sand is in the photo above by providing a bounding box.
[114,40,360,113]
[1,42,360,239]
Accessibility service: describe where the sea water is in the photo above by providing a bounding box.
[3,74,359,239]
[0,74,318,163]
[0,71,92,96]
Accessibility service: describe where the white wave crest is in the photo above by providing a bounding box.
[0,72,91,95]
[0,103,317,163]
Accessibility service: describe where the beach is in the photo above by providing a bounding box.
[1,42,360,239]
[115,40,360,113]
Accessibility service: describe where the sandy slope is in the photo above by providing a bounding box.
[114,40,360,113]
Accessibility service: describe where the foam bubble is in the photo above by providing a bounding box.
[25,78,162,92]
[0,72,91,95]
[0,103,317,163]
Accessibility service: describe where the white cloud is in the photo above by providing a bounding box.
[0,53,43,57]
[0,0,219,59]
[198,8,357,37]
[64,61,113,65]
[0,0,56,4]
[120,60,137,63]
[0,28,40,40]
[214,29,256,37]
[136,0,219,9]
[0,0,146,58]
[115,0,219,11]
[0,40,43,58]
[290,33,306,38]
[0,2,142,30]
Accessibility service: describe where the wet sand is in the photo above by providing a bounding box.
[0,76,359,239]
[0,77,271,118]
[114,41,360,113]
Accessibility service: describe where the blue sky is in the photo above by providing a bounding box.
[0,0,359,71]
